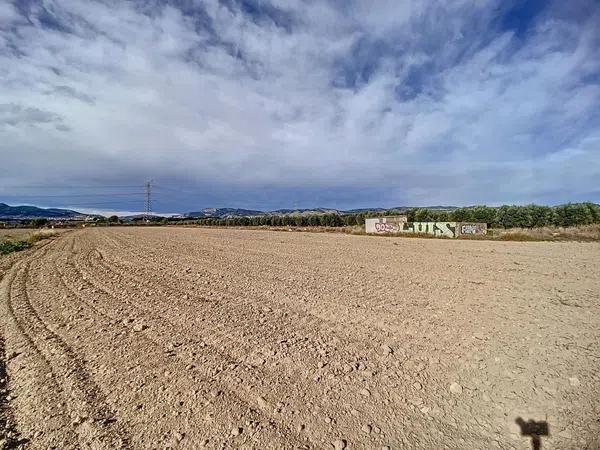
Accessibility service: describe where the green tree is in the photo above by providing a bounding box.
[494,206,525,228]
[308,215,319,226]
[525,205,554,227]
[431,210,450,221]
[342,215,355,226]
[413,208,433,222]
[584,202,600,223]
[554,203,594,227]
[468,206,497,225]
[30,217,49,228]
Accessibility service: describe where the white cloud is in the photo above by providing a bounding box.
[0,2,19,26]
[0,0,598,210]
[73,208,177,217]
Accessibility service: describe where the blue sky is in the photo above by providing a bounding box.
[0,0,599,214]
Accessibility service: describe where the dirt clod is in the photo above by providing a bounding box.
[333,439,347,449]
[449,382,463,395]
[381,344,393,355]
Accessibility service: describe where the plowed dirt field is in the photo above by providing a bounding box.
[1,227,599,450]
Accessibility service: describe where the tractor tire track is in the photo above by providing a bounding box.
[6,255,129,449]
[42,235,311,449]
[70,232,468,446]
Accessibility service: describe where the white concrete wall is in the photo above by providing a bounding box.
[365,216,407,233]
[365,220,487,237]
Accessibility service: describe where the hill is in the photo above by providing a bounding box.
[185,208,266,218]
[184,206,458,218]
[268,208,340,216]
[184,207,347,218]
[0,202,93,219]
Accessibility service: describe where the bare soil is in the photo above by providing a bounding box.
[1,227,598,450]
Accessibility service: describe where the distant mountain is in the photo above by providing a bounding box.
[269,208,339,216]
[120,214,166,221]
[0,202,95,219]
[185,208,266,218]
[416,206,458,210]
[184,207,341,219]
[0,202,459,221]
[184,206,459,219]
[342,207,392,214]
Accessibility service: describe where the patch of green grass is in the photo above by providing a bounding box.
[0,240,32,255]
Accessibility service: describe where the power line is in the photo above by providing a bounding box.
[152,184,195,194]
[0,193,145,198]
[0,185,143,189]
[37,200,146,207]
[0,181,213,212]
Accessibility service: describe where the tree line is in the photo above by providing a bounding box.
[191,202,600,229]
[11,203,597,229]
[406,203,600,228]
[193,213,360,227]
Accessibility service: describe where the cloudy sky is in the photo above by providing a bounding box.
[1,0,599,213]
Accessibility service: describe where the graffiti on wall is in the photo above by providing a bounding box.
[374,222,399,232]
[367,220,458,237]
[460,223,483,234]
[365,216,407,234]
[401,222,457,237]
[365,218,486,237]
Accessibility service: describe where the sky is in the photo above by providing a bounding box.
[1,0,599,214]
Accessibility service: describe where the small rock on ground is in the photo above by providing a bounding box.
[449,382,463,394]
[333,439,347,449]
[381,344,393,355]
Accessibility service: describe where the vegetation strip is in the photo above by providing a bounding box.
[145,202,600,229]
[0,241,31,256]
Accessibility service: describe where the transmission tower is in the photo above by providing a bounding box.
[144,181,152,220]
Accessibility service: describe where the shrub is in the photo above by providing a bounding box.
[29,217,49,228]
[0,240,31,255]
